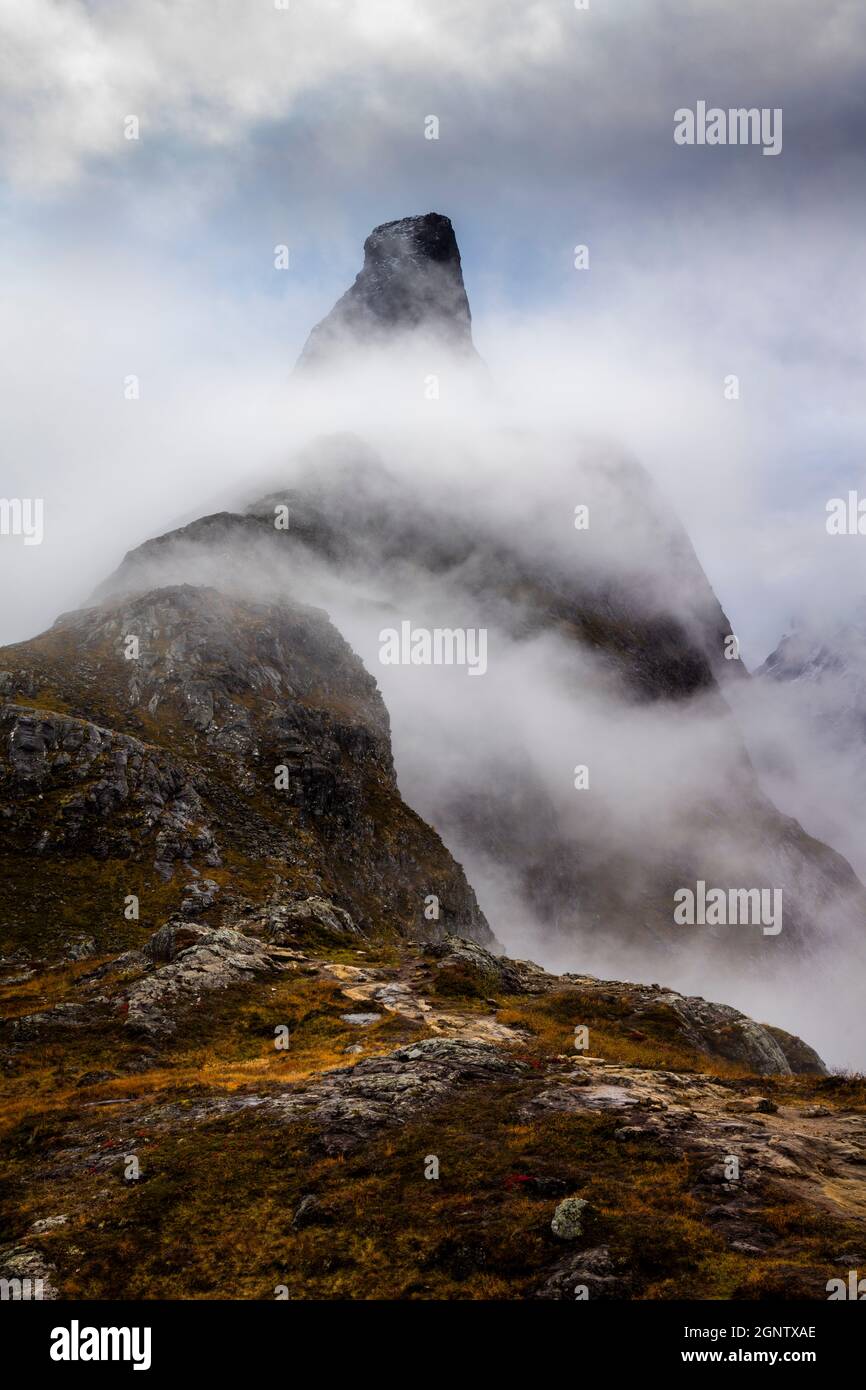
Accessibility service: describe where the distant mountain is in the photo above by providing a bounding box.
[738,612,866,884]
[760,621,865,688]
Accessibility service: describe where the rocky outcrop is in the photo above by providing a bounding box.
[0,1247,59,1300]
[265,896,365,946]
[265,1037,525,1155]
[648,990,795,1076]
[556,974,828,1077]
[423,934,528,995]
[125,923,282,1038]
[296,213,479,369]
[9,1002,89,1042]
[0,703,218,869]
[536,1244,623,1300]
[0,586,495,959]
[764,1026,827,1076]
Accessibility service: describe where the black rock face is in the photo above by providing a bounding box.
[296,212,479,367]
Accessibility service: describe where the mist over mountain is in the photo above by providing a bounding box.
[4,211,866,1308]
[5,1,866,1320]
[85,212,866,1068]
[730,609,866,891]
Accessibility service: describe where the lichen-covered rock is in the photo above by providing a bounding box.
[64,935,97,960]
[423,934,526,996]
[650,992,805,1076]
[557,975,828,1077]
[125,923,281,1037]
[536,1245,622,1300]
[291,1195,323,1230]
[180,878,220,916]
[267,896,363,946]
[0,1247,59,1300]
[141,918,221,964]
[8,1001,89,1042]
[551,1197,592,1241]
[764,1025,828,1076]
[266,1038,526,1154]
[0,703,217,869]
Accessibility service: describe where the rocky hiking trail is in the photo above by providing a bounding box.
[2,924,865,1300]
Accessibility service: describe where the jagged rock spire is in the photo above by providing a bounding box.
[296,212,479,368]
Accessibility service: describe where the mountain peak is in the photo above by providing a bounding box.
[296,211,479,368]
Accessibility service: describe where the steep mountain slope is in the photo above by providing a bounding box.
[0,584,492,961]
[758,612,866,741]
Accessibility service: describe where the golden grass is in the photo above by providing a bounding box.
[3,933,864,1300]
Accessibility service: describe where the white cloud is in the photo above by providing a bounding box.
[2,0,864,192]
[0,0,564,190]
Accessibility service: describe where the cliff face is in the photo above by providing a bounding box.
[0,584,493,960]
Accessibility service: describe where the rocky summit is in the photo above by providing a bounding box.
[296,213,480,368]
[2,214,866,1302]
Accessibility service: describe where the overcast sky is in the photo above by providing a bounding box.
[1,0,865,661]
